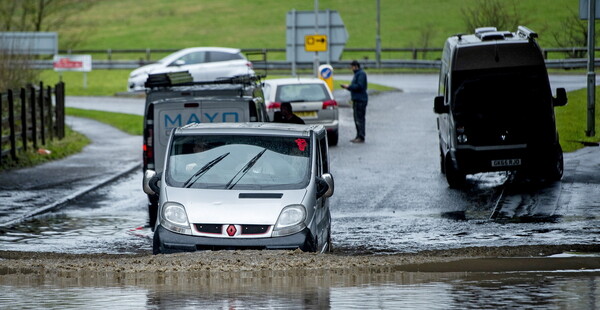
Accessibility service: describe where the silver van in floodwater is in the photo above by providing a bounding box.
[143,122,334,254]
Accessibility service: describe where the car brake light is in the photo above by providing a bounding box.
[322,100,338,109]
[267,102,281,110]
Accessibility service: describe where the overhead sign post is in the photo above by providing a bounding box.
[53,55,92,89]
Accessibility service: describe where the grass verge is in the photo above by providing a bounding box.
[0,126,89,172]
[556,86,600,152]
[65,108,143,136]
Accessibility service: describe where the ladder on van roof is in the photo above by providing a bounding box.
[144,71,261,89]
[472,26,538,42]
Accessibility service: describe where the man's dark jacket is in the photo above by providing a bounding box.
[347,68,368,102]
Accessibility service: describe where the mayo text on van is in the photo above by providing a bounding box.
[164,112,241,128]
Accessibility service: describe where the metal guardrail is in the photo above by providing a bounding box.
[28,58,600,70]
[56,47,600,61]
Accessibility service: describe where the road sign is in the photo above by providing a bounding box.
[53,55,92,72]
[305,35,328,52]
[319,64,334,92]
[0,32,57,55]
[286,10,348,63]
[580,0,600,19]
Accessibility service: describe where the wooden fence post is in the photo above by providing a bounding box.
[20,88,27,152]
[0,94,2,166]
[39,82,46,145]
[55,82,65,139]
[8,90,17,161]
[46,86,53,141]
[30,85,38,150]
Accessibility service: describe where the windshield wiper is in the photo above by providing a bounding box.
[224,148,267,190]
[182,152,230,188]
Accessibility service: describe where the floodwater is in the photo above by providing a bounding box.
[1,172,599,309]
[2,266,599,309]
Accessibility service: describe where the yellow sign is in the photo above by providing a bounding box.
[305,35,328,52]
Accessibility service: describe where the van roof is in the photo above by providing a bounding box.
[174,122,325,137]
[450,26,538,47]
[447,26,545,71]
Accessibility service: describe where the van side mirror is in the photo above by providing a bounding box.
[143,170,161,196]
[434,96,449,114]
[316,173,334,198]
[553,88,567,107]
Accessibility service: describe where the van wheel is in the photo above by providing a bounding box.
[301,235,318,252]
[324,229,332,253]
[445,155,465,188]
[547,145,564,181]
[148,198,158,231]
[152,232,161,255]
[439,148,446,174]
[328,130,339,146]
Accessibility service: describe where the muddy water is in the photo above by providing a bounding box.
[1,258,599,309]
[1,160,599,308]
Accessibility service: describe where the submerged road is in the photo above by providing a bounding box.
[0,73,597,254]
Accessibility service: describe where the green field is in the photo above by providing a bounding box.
[41,0,599,155]
[62,0,574,52]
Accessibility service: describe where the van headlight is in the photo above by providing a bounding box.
[160,202,191,234]
[272,205,306,237]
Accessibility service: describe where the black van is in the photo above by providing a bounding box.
[434,26,567,188]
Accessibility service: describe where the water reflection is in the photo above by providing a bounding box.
[1,270,598,309]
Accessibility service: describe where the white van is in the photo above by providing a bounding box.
[143,73,269,227]
[143,122,334,254]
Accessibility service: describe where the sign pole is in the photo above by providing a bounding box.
[376,0,382,69]
[314,0,320,77]
[587,0,596,137]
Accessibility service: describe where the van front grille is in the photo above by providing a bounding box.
[194,224,270,235]
[241,225,270,235]
[195,224,222,234]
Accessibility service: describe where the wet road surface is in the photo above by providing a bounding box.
[2,89,599,254]
[1,74,599,309]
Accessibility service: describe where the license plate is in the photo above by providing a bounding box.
[491,159,521,167]
[295,111,317,118]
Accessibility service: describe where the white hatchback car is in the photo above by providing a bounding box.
[263,78,339,145]
[143,122,334,254]
[128,47,254,92]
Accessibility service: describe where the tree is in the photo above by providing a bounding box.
[0,0,95,92]
[0,0,94,32]
[550,8,598,58]
[461,0,528,33]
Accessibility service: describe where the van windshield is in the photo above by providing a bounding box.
[166,135,311,190]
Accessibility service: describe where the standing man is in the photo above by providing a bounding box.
[341,60,368,143]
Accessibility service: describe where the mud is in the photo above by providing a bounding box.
[1,244,598,282]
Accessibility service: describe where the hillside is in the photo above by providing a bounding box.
[61,0,576,54]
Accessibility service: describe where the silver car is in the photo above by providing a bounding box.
[128,47,254,92]
[143,122,334,254]
[263,78,339,145]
